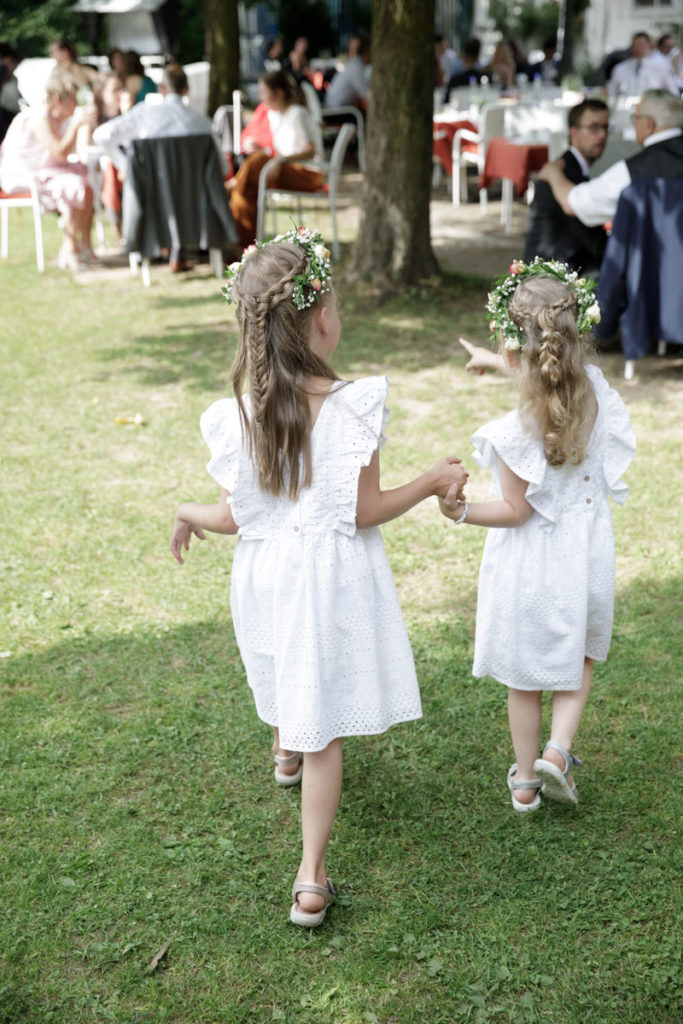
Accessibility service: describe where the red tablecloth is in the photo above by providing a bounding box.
[433,119,477,177]
[479,137,549,195]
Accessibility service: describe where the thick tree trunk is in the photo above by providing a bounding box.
[349,0,438,287]
[204,0,240,114]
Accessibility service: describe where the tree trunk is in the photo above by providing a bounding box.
[557,0,575,80]
[204,0,240,115]
[349,0,438,287]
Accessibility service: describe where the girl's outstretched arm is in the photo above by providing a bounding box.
[458,337,518,377]
[356,449,468,529]
[439,457,532,528]
[170,489,238,564]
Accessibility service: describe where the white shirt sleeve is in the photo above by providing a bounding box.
[567,160,632,226]
[93,107,145,172]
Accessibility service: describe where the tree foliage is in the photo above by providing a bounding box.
[1,0,86,58]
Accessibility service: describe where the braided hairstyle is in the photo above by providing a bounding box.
[230,242,340,498]
[508,275,596,467]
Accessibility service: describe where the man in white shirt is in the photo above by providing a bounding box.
[538,90,683,227]
[93,63,220,174]
[324,34,371,110]
[609,32,680,97]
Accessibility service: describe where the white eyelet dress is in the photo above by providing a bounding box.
[199,375,422,751]
[470,364,636,691]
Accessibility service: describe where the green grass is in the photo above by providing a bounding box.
[1,213,681,1024]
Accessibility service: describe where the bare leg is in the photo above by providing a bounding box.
[271,726,301,779]
[507,688,542,805]
[295,738,343,913]
[545,657,593,785]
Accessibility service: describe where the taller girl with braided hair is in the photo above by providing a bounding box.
[441,261,635,812]
[170,228,467,925]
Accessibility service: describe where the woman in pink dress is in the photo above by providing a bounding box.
[0,68,97,270]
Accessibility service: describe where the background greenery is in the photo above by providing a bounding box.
[1,215,681,1023]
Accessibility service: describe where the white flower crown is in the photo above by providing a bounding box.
[486,257,601,351]
[222,227,333,311]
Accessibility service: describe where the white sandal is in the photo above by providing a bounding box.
[533,741,581,805]
[507,764,542,812]
[273,751,303,786]
[290,878,335,927]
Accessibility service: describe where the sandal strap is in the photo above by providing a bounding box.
[274,752,302,767]
[508,765,542,790]
[543,740,582,775]
[291,879,335,902]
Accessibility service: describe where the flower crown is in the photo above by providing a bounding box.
[223,227,333,311]
[486,257,601,351]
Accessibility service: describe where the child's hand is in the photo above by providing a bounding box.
[429,457,469,498]
[458,336,505,375]
[438,483,465,521]
[170,514,206,565]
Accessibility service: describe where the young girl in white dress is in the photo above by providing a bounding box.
[170,228,467,924]
[441,261,635,812]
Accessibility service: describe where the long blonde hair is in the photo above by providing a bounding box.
[508,275,595,467]
[230,242,340,499]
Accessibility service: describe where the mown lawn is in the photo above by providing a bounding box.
[1,213,681,1024]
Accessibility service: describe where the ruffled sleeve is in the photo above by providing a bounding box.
[328,375,389,533]
[472,410,556,523]
[199,397,243,494]
[586,364,636,504]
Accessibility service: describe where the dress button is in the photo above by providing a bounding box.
[586,498,592,504]
[584,474,590,481]
[293,525,299,532]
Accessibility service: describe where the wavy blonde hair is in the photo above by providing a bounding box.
[230,242,340,499]
[508,275,595,467]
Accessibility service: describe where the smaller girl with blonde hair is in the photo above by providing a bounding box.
[441,260,635,812]
[170,228,467,924]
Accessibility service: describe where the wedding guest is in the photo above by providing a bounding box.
[49,37,97,89]
[227,70,322,247]
[121,50,158,107]
[0,68,97,270]
[524,99,609,276]
[608,33,680,97]
[281,36,310,85]
[538,90,683,227]
[0,43,22,143]
[324,31,371,110]
[529,37,560,84]
[445,38,483,96]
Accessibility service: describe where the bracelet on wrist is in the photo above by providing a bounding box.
[452,500,469,525]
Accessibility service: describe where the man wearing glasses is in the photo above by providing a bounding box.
[538,90,683,227]
[524,98,609,276]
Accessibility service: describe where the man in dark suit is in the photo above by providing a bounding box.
[524,99,609,276]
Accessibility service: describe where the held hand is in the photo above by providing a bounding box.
[438,483,465,520]
[537,156,565,184]
[170,514,207,565]
[429,456,469,499]
[458,336,503,375]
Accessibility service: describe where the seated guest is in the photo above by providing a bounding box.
[49,37,97,89]
[538,90,683,226]
[609,32,680,96]
[445,38,483,96]
[281,36,310,86]
[93,63,222,270]
[324,32,371,110]
[529,37,559,84]
[227,70,322,247]
[92,72,125,244]
[121,50,158,107]
[524,99,609,277]
[0,43,22,143]
[0,68,97,270]
[486,40,517,92]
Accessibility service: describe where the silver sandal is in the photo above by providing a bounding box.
[533,741,581,805]
[273,751,303,786]
[290,878,335,927]
[507,764,542,813]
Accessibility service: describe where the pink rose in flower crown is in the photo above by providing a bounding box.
[311,277,322,291]
[243,245,258,258]
[509,261,521,274]
[489,320,497,332]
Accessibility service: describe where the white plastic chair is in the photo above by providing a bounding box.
[256,123,356,259]
[301,79,365,172]
[452,103,506,211]
[0,180,45,272]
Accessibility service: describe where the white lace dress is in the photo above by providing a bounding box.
[471,364,635,691]
[199,376,422,750]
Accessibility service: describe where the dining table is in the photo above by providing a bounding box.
[479,136,550,232]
